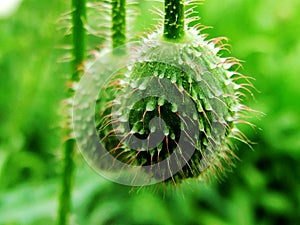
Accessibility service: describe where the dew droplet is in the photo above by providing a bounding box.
[146,100,156,111]
[164,126,170,136]
[193,112,198,120]
[170,132,176,140]
[158,97,165,106]
[171,103,178,113]
[171,73,177,83]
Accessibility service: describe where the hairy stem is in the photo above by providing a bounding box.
[111,0,126,50]
[163,0,185,40]
[71,0,86,81]
[57,139,76,225]
[57,0,86,225]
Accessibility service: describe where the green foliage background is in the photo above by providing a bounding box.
[0,0,300,224]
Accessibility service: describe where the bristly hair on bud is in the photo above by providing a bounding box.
[73,0,256,186]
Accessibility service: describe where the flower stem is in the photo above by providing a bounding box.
[57,0,86,225]
[57,139,76,225]
[111,0,126,51]
[163,0,185,40]
[71,0,86,81]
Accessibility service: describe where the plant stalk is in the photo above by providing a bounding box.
[71,0,86,82]
[57,0,86,225]
[163,0,185,40]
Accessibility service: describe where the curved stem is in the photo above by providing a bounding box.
[57,0,86,225]
[111,0,126,52]
[163,0,185,40]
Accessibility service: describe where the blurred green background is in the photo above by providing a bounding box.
[0,0,300,224]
